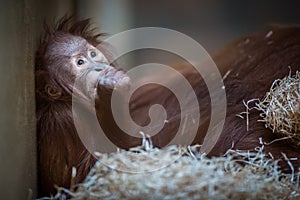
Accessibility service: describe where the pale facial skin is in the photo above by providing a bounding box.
[49,34,130,98]
[70,43,109,74]
[69,41,110,97]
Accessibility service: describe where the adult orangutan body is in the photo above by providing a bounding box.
[35,18,300,196]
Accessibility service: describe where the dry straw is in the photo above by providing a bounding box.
[255,70,300,146]
[41,142,300,200]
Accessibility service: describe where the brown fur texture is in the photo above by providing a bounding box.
[35,17,104,196]
[36,17,300,197]
[210,26,300,169]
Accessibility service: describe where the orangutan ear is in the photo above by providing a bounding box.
[45,84,62,100]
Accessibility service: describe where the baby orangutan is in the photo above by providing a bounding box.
[35,17,300,196]
[35,17,130,196]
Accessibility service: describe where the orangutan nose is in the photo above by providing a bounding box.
[94,63,109,72]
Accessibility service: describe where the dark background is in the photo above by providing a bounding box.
[1,0,300,199]
[76,0,300,68]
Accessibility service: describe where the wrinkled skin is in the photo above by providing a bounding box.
[36,18,300,197]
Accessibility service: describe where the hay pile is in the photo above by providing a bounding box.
[45,142,300,200]
[256,71,300,146]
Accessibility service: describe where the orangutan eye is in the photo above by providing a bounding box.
[77,59,85,66]
[90,51,97,58]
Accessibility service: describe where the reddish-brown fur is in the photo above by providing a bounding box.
[36,17,300,196]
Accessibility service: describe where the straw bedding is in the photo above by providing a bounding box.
[43,142,300,200]
[255,71,300,146]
